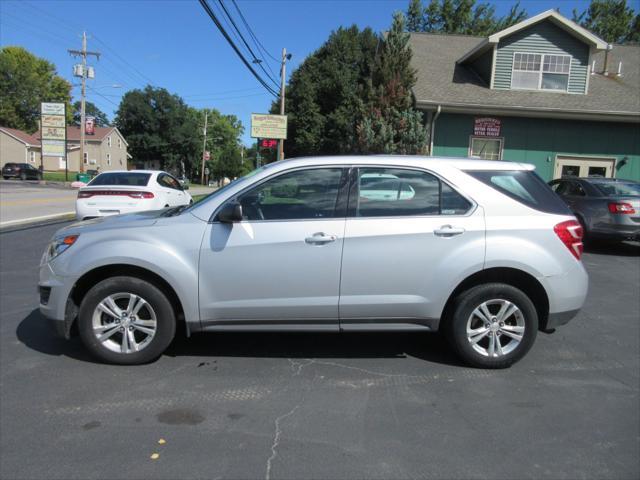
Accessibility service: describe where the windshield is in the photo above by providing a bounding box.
[89,172,151,186]
[593,182,640,197]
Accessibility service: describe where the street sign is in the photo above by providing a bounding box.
[251,114,287,139]
[41,102,66,158]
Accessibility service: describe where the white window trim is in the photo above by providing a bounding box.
[468,136,504,161]
[30,151,36,163]
[510,51,572,92]
[117,137,122,149]
[106,153,111,166]
[107,136,111,147]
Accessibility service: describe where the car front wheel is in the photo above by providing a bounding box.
[78,276,176,365]
[446,283,538,369]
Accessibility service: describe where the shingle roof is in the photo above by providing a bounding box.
[409,33,640,120]
[0,127,40,146]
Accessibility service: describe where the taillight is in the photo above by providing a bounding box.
[554,220,584,260]
[608,202,635,214]
[77,190,154,199]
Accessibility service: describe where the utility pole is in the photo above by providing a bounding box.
[200,112,208,185]
[278,48,291,161]
[69,32,100,173]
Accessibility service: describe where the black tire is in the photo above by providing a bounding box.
[446,283,538,369]
[2,176,8,180]
[20,172,26,181]
[78,276,176,365]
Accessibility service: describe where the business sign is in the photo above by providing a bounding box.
[474,117,501,137]
[251,114,287,139]
[85,116,95,135]
[41,102,66,157]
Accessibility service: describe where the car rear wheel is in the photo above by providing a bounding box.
[78,276,176,365]
[20,172,26,180]
[2,176,8,180]
[446,283,538,369]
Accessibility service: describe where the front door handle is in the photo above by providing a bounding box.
[305,232,337,245]
[434,225,465,237]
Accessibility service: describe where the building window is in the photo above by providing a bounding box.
[117,137,121,149]
[83,152,88,165]
[107,136,111,147]
[107,153,111,166]
[511,52,571,91]
[30,151,35,163]
[469,137,503,160]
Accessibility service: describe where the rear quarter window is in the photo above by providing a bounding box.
[466,170,571,215]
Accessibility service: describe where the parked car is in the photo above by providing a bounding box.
[549,177,640,242]
[40,156,588,368]
[75,170,192,220]
[2,163,42,180]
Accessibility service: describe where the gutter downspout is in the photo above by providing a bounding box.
[429,105,442,156]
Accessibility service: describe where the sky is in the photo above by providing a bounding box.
[1,0,594,145]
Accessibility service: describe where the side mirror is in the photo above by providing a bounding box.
[217,202,243,223]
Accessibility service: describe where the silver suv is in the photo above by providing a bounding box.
[39,156,588,368]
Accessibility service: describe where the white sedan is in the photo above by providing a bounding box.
[76,170,192,220]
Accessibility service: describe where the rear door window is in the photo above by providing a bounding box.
[353,168,472,217]
[467,170,571,215]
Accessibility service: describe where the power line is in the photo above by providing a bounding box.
[198,0,278,97]
[214,0,279,88]
[230,0,280,64]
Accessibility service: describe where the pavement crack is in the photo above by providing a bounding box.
[287,358,315,375]
[265,404,300,480]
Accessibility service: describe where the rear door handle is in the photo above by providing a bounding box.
[305,232,337,245]
[434,225,465,237]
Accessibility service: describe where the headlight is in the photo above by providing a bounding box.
[46,234,79,262]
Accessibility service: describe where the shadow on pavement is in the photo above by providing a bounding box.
[584,240,639,257]
[17,309,464,367]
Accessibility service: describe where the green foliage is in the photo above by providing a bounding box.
[115,86,201,174]
[406,0,527,35]
[357,12,427,154]
[0,46,72,133]
[72,101,110,127]
[277,17,427,157]
[196,108,245,182]
[572,0,639,44]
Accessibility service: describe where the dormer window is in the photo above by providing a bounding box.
[511,52,571,92]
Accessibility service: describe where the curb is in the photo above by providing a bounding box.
[0,212,75,230]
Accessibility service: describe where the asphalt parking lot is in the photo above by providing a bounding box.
[0,221,638,480]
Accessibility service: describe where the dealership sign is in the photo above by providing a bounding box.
[41,102,66,157]
[251,114,287,139]
[474,117,501,137]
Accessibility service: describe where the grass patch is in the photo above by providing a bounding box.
[43,171,78,182]
[191,194,209,204]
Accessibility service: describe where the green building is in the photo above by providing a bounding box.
[409,10,640,182]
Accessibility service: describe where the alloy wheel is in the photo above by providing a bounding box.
[91,293,157,354]
[465,299,525,357]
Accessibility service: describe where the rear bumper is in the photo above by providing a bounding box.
[590,224,640,241]
[538,260,588,330]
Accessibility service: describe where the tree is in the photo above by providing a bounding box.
[196,109,245,183]
[114,86,200,174]
[272,25,380,156]
[405,0,527,35]
[572,0,639,44]
[0,46,72,133]
[72,101,110,127]
[356,12,428,154]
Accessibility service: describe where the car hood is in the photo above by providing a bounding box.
[58,209,165,235]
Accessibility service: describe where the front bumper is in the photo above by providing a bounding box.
[39,262,78,339]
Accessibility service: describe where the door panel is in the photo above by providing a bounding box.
[199,220,345,324]
[339,167,485,326]
[198,167,348,328]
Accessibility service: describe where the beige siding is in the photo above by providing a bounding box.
[74,129,129,172]
[1,131,28,167]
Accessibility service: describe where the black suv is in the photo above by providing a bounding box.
[2,163,43,181]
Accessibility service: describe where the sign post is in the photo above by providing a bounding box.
[41,102,67,181]
[251,114,287,166]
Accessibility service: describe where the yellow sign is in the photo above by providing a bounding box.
[251,114,287,139]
